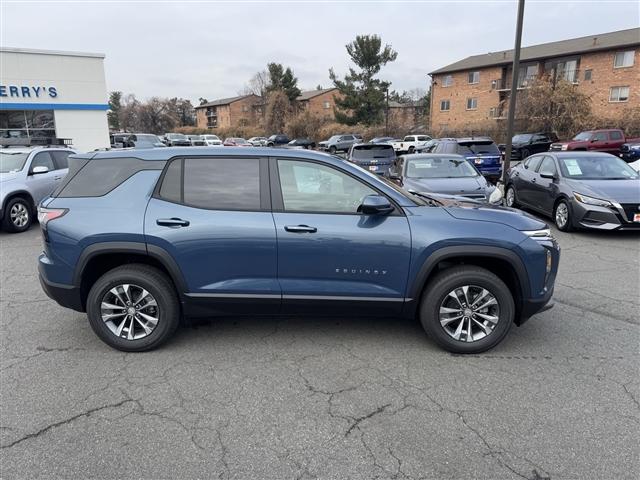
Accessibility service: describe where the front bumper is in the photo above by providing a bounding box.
[571,199,640,230]
[518,291,554,325]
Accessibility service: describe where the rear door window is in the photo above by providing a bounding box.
[609,131,623,141]
[50,150,71,170]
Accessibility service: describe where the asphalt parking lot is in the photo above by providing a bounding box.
[1,221,638,480]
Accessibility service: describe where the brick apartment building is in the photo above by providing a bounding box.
[195,94,262,130]
[429,28,639,134]
[297,88,341,119]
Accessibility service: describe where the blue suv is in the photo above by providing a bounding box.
[38,147,559,353]
[432,137,502,181]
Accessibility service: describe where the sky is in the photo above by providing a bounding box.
[2,0,639,105]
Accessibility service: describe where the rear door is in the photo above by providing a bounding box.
[588,131,609,152]
[530,155,559,214]
[144,156,280,314]
[608,130,625,153]
[270,157,411,316]
[514,155,542,207]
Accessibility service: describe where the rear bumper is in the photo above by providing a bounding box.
[38,256,84,312]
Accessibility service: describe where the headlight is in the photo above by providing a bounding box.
[522,228,552,241]
[573,192,612,207]
[561,144,568,151]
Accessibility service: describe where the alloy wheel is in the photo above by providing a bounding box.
[506,188,515,207]
[100,284,159,340]
[10,203,29,228]
[439,285,500,342]
[555,203,569,228]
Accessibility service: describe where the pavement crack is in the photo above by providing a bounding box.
[1,399,135,449]
[344,403,391,437]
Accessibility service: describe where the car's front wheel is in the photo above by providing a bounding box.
[2,197,32,233]
[521,148,530,159]
[329,146,337,154]
[505,185,518,208]
[554,199,573,232]
[86,264,180,352]
[419,266,514,353]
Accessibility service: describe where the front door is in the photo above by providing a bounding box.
[270,157,411,316]
[25,151,60,204]
[144,156,279,314]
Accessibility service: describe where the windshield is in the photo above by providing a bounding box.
[458,141,500,155]
[328,136,341,142]
[137,134,161,143]
[572,132,593,141]
[0,151,29,173]
[406,156,478,178]
[558,156,639,180]
[512,134,532,143]
[351,145,394,160]
[203,135,219,140]
[168,133,187,139]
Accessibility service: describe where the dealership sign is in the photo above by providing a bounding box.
[0,85,58,98]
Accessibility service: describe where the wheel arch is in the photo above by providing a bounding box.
[74,242,188,310]
[406,246,530,323]
[2,190,37,215]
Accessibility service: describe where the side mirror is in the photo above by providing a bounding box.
[358,194,394,215]
[31,165,49,175]
[540,172,555,179]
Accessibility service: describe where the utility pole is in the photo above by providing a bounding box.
[501,0,525,186]
[385,88,389,136]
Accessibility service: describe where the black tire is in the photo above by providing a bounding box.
[419,266,514,354]
[86,264,180,352]
[328,145,337,154]
[505,185,518,208]
[408,146,415,154]
[2,197,33,233]
[267,143,274,147]
[554,199,573,232]
[521,148,530,159]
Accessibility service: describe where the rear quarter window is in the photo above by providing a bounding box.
[56,157,166,197]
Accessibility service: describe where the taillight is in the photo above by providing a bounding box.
[37,207,68,228]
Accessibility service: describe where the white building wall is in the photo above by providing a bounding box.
[54,110,109,152]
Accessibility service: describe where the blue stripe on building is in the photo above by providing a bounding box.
[0,103,109,111]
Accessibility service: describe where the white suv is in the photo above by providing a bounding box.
[0,146,77,232]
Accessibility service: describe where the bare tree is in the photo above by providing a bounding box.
[265,90,291,134]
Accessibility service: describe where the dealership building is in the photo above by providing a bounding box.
[0,47,110,152]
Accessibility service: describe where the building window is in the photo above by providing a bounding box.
[323,101,331,109]
[440,100,450,111]
[442,75,453,87]
[609,86,630,102]
[466,98,478,110]
[584,69,592,81]
[468,71,480,84]
[614,50,635,68]
[0,110,56,141]
[517,64,538,87]
[488,107,500,118]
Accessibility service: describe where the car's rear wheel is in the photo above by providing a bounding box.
[2,197,32,233]
[419,266,514,353]
[554,199,573,232]
[521,148,530,159]
[329,146,337,154]
[408,146,415,154]
[505,185,518,208]
[86,264,180,352]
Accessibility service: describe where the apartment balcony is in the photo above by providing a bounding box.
[493,69,580,92]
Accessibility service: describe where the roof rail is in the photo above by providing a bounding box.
[0,137,73,148]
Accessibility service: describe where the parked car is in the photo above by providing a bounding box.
[389,154,501,203]
[347,143,396,175]
[431,137,503,181]
[248,137,268,147]
[38,146,558,354]
[369,136,395,144]
[390,135,432,154]
[202,134,223,146]
[629,159,640,172]
[318,134,359,154]
[550,129,640,155]
[619,142,640,163]
[187,135,207,146]
[288,138,316,149]
[266,134,291,147]
[498,132,558,160]
[111,133,165,149]
[415,138,440,153]
[0,145,77,232]
[164,133,191,147]
[505,152,640,231]
[223,137,252,147]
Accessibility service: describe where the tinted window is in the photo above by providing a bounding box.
[31,152,54,172]
[50,151,70,169]
[183,158,260,210]
[277,160,376,213]
[457,142,500,155]
[351,145,394,160]
[417,136,430,141]
[538,157,557,176]
[609,131,623,140]
[58,158,165,197]
[159,158,182,203]
[406,157,478,178]
[593,132,608,142]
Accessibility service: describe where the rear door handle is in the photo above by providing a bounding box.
[157,217,190,227]
[284,225,317,233]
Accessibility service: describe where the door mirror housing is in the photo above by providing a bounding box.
[539,172,555,179]
[358,194,394,215]
[31,165,49,175]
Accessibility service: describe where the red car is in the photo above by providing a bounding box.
[223,137,252,147]
[550,129,640,155]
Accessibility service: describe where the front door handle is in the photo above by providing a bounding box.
[157,217,190,227]
[532,178,537,183]
[284,225,317,233]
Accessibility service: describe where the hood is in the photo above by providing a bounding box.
[429,194,547,231]
[566,179,640,203]
[403,176,488,196]
[0,171,20,183]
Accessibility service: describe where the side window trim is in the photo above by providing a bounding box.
[268,157,402,216]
